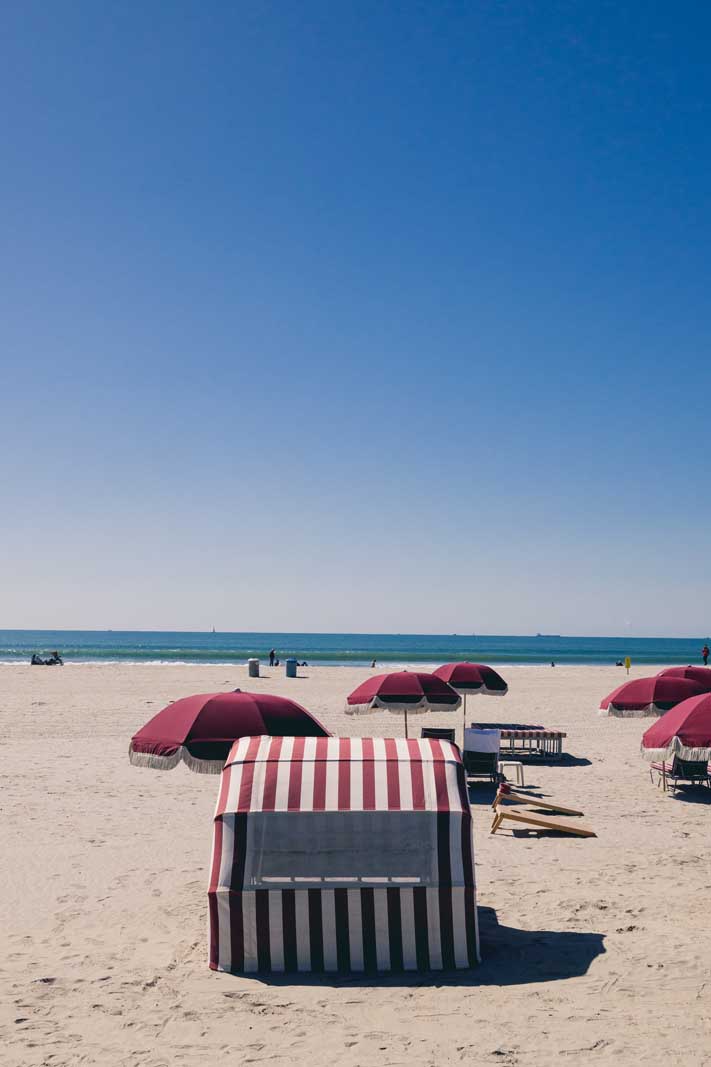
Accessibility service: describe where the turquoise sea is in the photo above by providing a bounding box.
[1,630,709,667]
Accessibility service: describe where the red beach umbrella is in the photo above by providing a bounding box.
[657,666,711,691]
[344,670,461,738]
[641,693,711,762]
[433,663,508,746]
[129,689,330,773]
[599,676,704,718]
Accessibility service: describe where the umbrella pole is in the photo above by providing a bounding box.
[462,692,467,750]
[405,706,409,739]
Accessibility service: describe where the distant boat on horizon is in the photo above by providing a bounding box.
[536,633,561,638]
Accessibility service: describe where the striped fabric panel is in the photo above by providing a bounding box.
[501,729,566,739]
[225,736,461,768]
[208,804,478,973]
[209,886,479,974]
[216,737,469,815]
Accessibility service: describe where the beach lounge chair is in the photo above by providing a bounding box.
[421,727,457,744]
[650,758,711,793]
[491,808,596,837]
[463,728,502,784]
[492,785,584,817]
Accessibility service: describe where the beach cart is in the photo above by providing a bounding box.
[208,735,479,974]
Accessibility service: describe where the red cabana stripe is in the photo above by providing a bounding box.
[337,738,351,810]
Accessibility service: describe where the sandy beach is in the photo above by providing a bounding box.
[3,662,711,1066]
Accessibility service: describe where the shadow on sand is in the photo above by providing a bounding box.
[663,785,711,804]
[233,906,605,989]
[509,753,592,768]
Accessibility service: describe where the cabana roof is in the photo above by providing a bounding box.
[215,735,469,816]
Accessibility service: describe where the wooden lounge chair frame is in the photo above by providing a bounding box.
[492,788,583,817]
[491,808,596,837]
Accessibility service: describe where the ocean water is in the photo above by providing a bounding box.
[1,630,708,667]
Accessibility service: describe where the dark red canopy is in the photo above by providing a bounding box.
[600,676,704,718]
[657,666,711,691]
[642,693,711,761]
[433,662,508,696]
[345,671,460,737]
[129,689,330,773]
[346,671,461,711]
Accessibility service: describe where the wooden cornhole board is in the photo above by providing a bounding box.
[492,789,584,817]
[491,808,596,837]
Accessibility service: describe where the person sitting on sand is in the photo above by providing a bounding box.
[47,650,64,666]
[31,653,44,665]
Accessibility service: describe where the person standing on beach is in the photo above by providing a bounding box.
[269,648,276,667]
[702,644,710,666]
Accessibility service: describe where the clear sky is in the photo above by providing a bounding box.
[2,1,710,636]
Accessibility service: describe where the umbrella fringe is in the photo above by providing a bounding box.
[345,698,460,716]
[128,743,225,773]
[454,688,508,697]
[599,704,666,718]
[641,738,711,762]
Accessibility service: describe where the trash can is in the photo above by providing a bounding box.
[285,657,297,678]
[248,658,260,678]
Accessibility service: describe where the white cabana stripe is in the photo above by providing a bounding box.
[242,892,259,973]
[421,754,438,811]
[295,892,311,972]
[218,815,236,888]
[373,740,388,809]
[274,737,294,810]
[232,736,251,763]
[373,891,391,972]
[299,757,316,812]
[371,737,387,760]
[397,749,414,811]
[324,756,339,809]
[217,891,232,973]
[268,892,285,973]
[413,738,428,759]
[225,761,245,816]
[347,890,364,971]
[349,736,363,761]
[350,751,364,811]
[321,890,338,972]
[250,758,268,814]
[303,737,319,762]
[446,761,463,812]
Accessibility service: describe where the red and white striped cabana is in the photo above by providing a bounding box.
[208,735,479,974]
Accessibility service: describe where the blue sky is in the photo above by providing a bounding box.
[2,1,710,635]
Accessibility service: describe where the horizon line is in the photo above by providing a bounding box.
[0,627,709,641]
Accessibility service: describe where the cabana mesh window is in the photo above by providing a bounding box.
[241,811,445,889]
